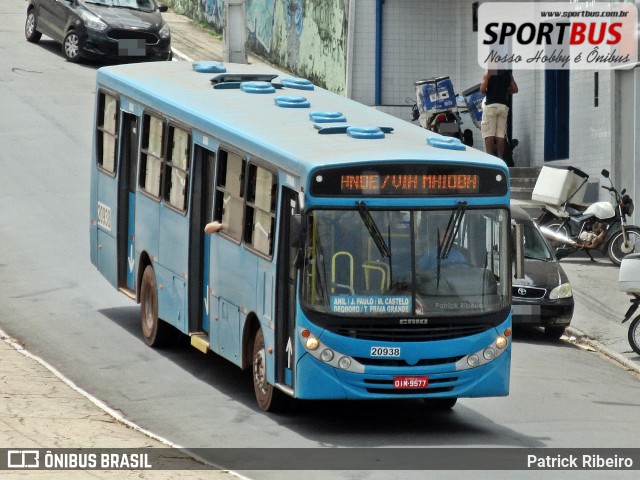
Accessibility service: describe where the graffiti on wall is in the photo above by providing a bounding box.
[263,0,348,94]
[201,0,224,27]
[167,0,348,94]
[247,0,277,51]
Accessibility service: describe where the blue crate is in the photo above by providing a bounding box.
[461,83,485,129]
[415,77,456,114]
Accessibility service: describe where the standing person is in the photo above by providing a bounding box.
[479,69,518,160]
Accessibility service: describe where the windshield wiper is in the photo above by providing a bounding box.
[435,201,467,290]
[356,201,391,258]
[440,201,467,259]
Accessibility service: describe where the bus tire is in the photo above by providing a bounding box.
[423,397,457,410]
[140,266,173,348]
[252,328,284,412]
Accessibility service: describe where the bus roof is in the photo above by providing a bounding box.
[96,61,507,178]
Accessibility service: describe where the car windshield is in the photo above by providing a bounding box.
[523,221,554,261]
[83,0,157,12]
[301,208,511,318]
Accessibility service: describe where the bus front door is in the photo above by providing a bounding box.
[275,187,299,389]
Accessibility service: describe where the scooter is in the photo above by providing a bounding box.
[538,169,638,265]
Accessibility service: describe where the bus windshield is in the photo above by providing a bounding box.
[302,207,510,317]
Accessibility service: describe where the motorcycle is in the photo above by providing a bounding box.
[411,77,474,146]
[538,169,638,265]
[620,293,640,355]
[619,254,640,355]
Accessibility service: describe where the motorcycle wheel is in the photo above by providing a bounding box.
[628,316,640,355]
[543,222,571,249]
[607,228,640,265]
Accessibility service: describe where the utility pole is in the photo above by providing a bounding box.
[224,0,247,64]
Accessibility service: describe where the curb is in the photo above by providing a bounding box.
[565,326,640,376]
[172,47,193,62]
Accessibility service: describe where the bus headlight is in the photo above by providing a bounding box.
[457,335,509,370]
[549,283,572,299]
[299,328,364,373]
[320,349,334,362]
[338,357,352,369]
[483,348,496,360]
[305,337,319,350]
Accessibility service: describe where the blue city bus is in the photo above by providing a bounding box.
[90,61,518,412]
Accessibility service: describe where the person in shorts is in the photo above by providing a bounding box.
[479,69,518,160]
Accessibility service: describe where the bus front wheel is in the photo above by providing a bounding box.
[140,266,173,348]
[252,328,284,412]
[423,397,457,410]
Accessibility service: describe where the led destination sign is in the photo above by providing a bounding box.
[310,164,507,197]
[340,173,479,194]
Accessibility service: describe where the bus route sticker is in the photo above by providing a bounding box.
[330,296,411,314]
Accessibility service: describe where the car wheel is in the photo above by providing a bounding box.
[544,326,565,340]
[25,9,42,43]
[63,30,82,63]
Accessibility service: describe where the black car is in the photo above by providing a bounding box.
[511,205,574,339]
[25,0,172,63]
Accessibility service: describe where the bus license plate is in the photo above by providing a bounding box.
[393,376,429,389]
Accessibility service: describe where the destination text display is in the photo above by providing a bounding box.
[310,164,507,197]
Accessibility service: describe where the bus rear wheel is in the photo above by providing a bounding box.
[252,328,284,412]
[140,266,173,348]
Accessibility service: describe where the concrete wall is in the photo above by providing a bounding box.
[167,0,348,94]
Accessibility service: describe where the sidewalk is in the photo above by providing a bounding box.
[0,329,234,479]
[164,11,261,64]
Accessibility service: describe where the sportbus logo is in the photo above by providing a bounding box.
[478,2,637,69]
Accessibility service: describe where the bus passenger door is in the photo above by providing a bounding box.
[275,187,299,389]
[189,144,215,337]
[118,112,139,291]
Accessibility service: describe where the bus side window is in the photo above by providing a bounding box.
[140,113,164,198]
[163,125,190,212]
[214,149,245,242]
[245,164,276,257]
[96,91,118,174]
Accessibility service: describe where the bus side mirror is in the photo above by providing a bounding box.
[204,221,224,234]
[513,223,525,279]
